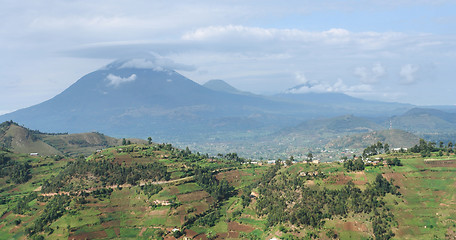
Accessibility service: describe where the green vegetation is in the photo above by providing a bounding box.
[1,132,456,239]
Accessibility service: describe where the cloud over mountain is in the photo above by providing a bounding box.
[1,1,456,114]
[106,74,137,87]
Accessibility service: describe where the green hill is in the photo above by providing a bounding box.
[2,137,456,239]
[0,121,144,157]
[327,129,420,150]
[0,141,456,239]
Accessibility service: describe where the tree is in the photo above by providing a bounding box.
[306,152,313,163]
[384,143,390,154]
[122,138,126,145]
[206,230,216,240]
[285,156,293,166]
[147,137,152,145]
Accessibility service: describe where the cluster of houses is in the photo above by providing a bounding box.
[299,171,323,177]
[153,199,172,206]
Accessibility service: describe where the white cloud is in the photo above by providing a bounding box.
[120,59,164,71]
[0,1,455,111]
[295,72,308,84]
[106,74,137,87]
[399,64,419,84]
[181,25,407,51]
[287,78,372,94]
[354,63,386,84]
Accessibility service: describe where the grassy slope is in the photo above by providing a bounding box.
[0,121,145,157]
[1,145,456,239]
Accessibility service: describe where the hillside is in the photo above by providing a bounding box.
[1,140,456,239]
[280,114,382,135]
[0,121,142,156]
[326,129,420,150]
[389,107,456,133]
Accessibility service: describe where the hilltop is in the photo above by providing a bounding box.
[0,121,143,156]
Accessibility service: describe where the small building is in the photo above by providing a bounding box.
[154,200,171,206]
[30,153,38,156]
[312,159,320,164]
[392,147,408,152]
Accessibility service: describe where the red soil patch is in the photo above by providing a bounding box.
[193,202,209,215]
[338,221,368,232]
[446,228,456,240]
[139,227,147,237]
[353,171,367,185]
[68,230,107,240]
[168,186,179,195]
[185,229,199,238]
[101,220,120,228]
[114,228,120,237]
[382,172,406,190]
[193,233,209,240]
[216,232,228,239]
[1,211,11,219]
[177,190,210,202]
[425,160,456,167]
[396,226,419,238]
[324,173,352,185]
[113,154,137,165]
[99,207,119,213]
[216,170,250,187]
[305,180,316,186]
[228,221,255,232]
[7,188,19,193]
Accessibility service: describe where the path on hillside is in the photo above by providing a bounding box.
[39,166,238,196]
[39,176,194,197]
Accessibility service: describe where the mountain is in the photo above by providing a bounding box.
[0,58,433,154]
[389,107,456,133]
[275,86,413,117]
[203,79,251,95]
[279,114,381,135]
[1,59,322,141]
[326,129,420,150]
[0,121,142,156]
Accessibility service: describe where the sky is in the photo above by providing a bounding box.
[1,0,456,115]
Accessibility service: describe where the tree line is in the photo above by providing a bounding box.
[42,158,170,193]
[256,166,398,240]
[0,151,32,184]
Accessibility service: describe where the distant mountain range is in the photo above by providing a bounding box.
[1,58,456,158]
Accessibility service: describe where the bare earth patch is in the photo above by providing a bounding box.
[338,221,368,232]
[177,190,210,202]
[216,170,250,187]
[228,221,255,232]
[324,173,352,185]
[101,220,120,228]
[148,209,168,216]
[68,230,107,240]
